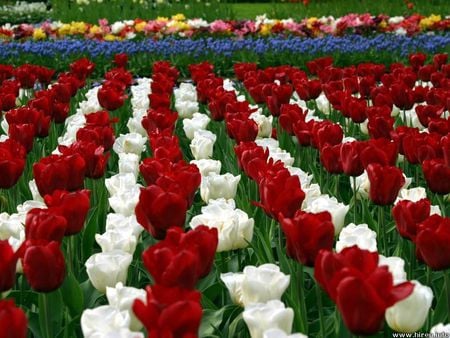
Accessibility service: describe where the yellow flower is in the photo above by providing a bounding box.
[69,21,88,35]
[58,23,71,36]
[379,20,387,29]
[156,16,169,22]
[104,34,117,41]
[260,23,272,35]
[89,25,101,35]
[33,28,46,40]
[306,17,318,30]
[171,13,185,21]
[135,21,146,32]
[419,14,441,30]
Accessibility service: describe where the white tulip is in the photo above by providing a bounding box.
[105,173,138,196]
[350,171,370,199]
[174,83,197,101]
[105,213,143,238]
[28,179,43,202]
[221,264,290,307]
[267,147,295,167]
[190,129,216,160]
[183,113,210,140]
[378,255,407,285]
[386,281,433,333]
[286,166,313,189]
[430,323,450,334]
[190,159,222,178]
[16,200,46,221]
[200,173,240,202]
[108,188,140,216]
[255,137,279,150]
[315,93,330,115]
[190,198,254,251]
[175,100,199,119]
[302,184,322,209]
[118,153,140,178]
[0,213,23,240]
[81,305,130,338]
[113,133,147,155]
[85,251,132,293]
[95,230,137,254]
[249,112,273,138]
[126,117,147,137]
[243,300,294,338]
[303,194,349,235]
[106,282,146,331]
[395,187,430,204]
[263,328,308,338]
[336,223,377,253]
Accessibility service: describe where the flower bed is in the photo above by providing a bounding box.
[0,52,449,337]
[1,13,449,41]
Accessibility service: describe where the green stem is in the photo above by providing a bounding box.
[445,269,450,322]
[315,284,325,338]
[352,176,357,224]
[409,241,415,279]
[297,265,308,335]
[40,293,52,338]
[378,206,387,255]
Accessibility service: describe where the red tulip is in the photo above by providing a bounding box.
[142,108,178,135]
[5,107,51,137]
[76,125,115,151]
[340,141,367,177]
[135,185,188,239]
[113,53,128,68]
[279,211,334,266]
[367,163,405,205]
[142,226,217,288]
[392,198,431,241]
[234,62,257,81]
[133,285,202,337]
[0,241,19,292]
[422,158,450,195]
[25,208,67,242]
[22,241,66,292]
[0,139,26,188]
[256,167,305,220]
[279,104,307,135]
[415,215,450,270]
[98,82,127,111]
[320,143,343,174]
[409,52,427,70]
[0,299,27,338]
[8,123,35,153]
[315,247,414,335]
[69,58,95,81]
[360,138,398,167]
[43,189,91,236]
[226,117,258,144]
[149,133,183,163]
[311,121,343,150]
[33,154,86,197]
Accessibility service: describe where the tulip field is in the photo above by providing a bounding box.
[1,6,450,338]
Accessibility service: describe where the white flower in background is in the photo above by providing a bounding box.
[255,137,279,150]
[350,171,370,199]
[174,83,197,101]
[28,179,43,202]
[243,300,294,338]
[263,329,308,338]
[105,213,143,238]
[190,129,216,160]
[16,200,46,220]
[395,187,427,203]
[58,113,86,145]
[386,281,433,333]
[95,230,138,254]
[130,93,149,111]
[190,159,222,178]
[249,111,273,137]
[430,323,450,334]
[183,113,210,140]
[81,305,131,338]
[304,194,349,235]
[105,173,139,196]
[200,173,240,202]
[378,255,407,285]
[221,264,290,307]
[113,133,147,155]
[118,153,140,178]
[336,223,377,253]
[190,198,254,251]
[302,184,322,209]
[108,188,141,216]
[85,251,133,293]
[315,93,330,115]
[106,282,146,331]
[267,147,295,166]
[175,100,199,119]
[286,166,313,189]
[126,117,147,137]
[111,21,126,34]
[8,231,25,273]
[187,18,209,28]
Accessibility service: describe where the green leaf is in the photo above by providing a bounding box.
[60,273,84,317]
[38,290,64,338]
[200,307,227,337]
